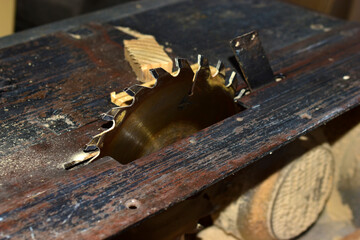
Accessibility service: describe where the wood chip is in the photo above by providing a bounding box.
[124,36,173,82]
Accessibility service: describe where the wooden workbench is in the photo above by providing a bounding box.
[0,0,359,239]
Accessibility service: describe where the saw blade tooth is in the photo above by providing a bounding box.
[64,149,100,169]
[124,84,144,97]
[226,71,237,88]
[102,108,121,121]
[191,56,211,95]
[175,58,195,81]
[215,60,226,77]
[150,68,170,80]
[87,134,102,146]
[124,87,135,97]
[102,114,114,122]
[234,88,247,101]
[84,143,99,152]
[197,54,209,69]
[175,58,191,70]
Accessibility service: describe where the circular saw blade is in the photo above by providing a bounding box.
[66,55,240,168]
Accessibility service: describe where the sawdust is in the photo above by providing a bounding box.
[343,75,351,81]
[164,47,173,53]
[45,114,75,126]
[300,112,312,119]
[326,188,353,223]
[37,114,77,133]
[68,33,82,40]
[197,225,237,240]
[310,24,332,32]
[0,146,47,179]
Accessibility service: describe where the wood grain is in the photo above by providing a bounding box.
[0,25,359,239]
[0,0,358,239]
[124,36,173,82]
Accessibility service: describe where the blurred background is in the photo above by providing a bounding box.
[0,0,360,37]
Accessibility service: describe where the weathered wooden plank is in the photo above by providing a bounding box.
[0,0,343,159]
[0,23,359,239]
[0,0,185,49]
[0,0,359,239]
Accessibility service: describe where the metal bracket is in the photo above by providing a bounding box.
[230,31,274,91]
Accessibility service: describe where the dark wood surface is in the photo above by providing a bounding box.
[0,0,359,239]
